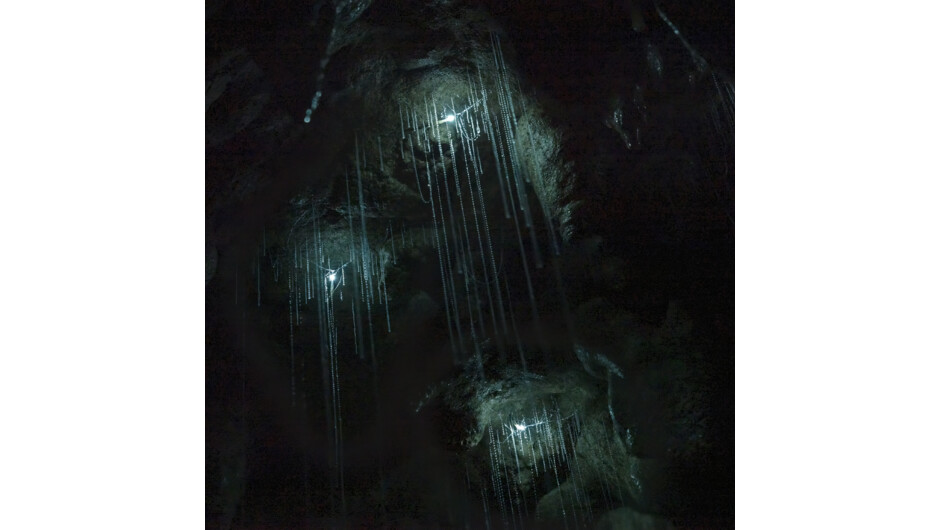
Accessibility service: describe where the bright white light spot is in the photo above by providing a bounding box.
[515,423,526,431]
[328,273,337,282]
[444,114,456,122]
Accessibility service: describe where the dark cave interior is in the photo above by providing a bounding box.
[206,1,733,528]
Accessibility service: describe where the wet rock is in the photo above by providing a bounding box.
[206,243,218,285]
[205,49,272,148]
[406,290,439,322]
[535,479,585,523]
[594,506,676,530]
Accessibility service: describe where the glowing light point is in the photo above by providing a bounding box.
[515,423,526,431]
[328,272,336,282]
[444,114,456,123]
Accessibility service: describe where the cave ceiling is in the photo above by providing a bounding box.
[206,0,733,527]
